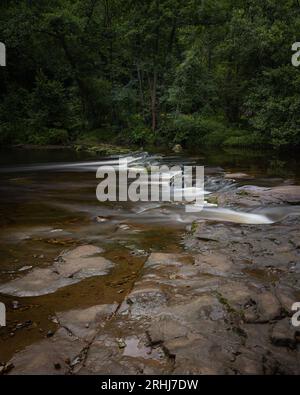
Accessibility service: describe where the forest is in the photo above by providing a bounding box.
[0,0,300,150]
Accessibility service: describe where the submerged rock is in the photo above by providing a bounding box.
[0,245,114,297]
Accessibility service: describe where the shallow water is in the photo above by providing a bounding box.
[0,146,300,361]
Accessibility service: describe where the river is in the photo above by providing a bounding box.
[0,146,300,372]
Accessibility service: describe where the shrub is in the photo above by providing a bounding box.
[128,126,154,145]
[28,129,69,145]
[223,132,265,147]
[161,113,230,147]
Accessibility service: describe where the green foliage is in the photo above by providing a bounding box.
[161,114,231,147]
[27,129,69,145]
[124,115,154,145]
[0,0,299,149]
[28,73,70,130]
[245,67,300,148]
[127,126,154,146]
[223,132,266,148]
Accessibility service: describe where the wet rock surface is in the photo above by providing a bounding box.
[7,241,300,374]
[1,156,300,375]
[0,245,114,297]
[8,304,118,375]
[216,185,300,207]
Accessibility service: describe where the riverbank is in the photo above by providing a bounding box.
[12,142,133,155]
[0,149,300,374]
[2,183,299,374]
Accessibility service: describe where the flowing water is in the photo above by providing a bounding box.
[0,146,300,362]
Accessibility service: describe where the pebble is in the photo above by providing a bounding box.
[117,338,126,349]
[96,216,107,223]
[0,363,14,375]
[118,224,130,231]
[126,298,134,305]
[46,330,54,338]
[18,266,33,272]
[15,320,32,330]
[12,300,20,310]
[49,316,59,324]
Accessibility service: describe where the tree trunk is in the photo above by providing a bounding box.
[148,70,157,132]
[137,64,145,117]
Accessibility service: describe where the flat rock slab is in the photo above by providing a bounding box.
[9,328,85,375]
[270,317,299,348]
[194,252,235,277]
[56,303,118,341]
[9,303,118,375]
[224,173,252,179]
[6,238,300,374]
[78,250,300,374]
[270,186,300,204]
[218,185,300,207]
[0,245,114,297]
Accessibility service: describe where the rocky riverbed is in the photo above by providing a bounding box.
[2,189,300,374]
[0,149,300,374]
